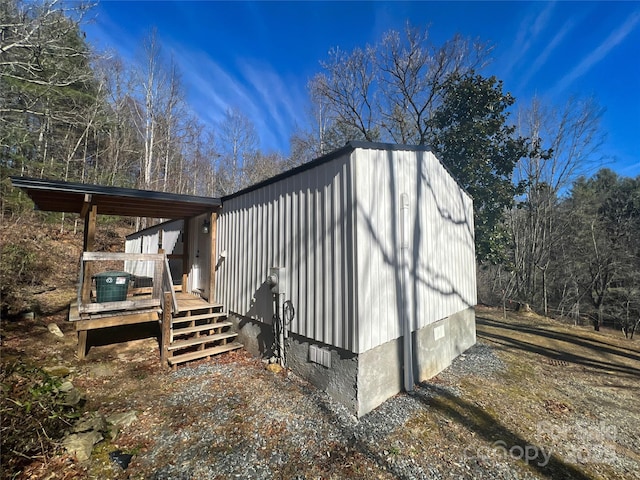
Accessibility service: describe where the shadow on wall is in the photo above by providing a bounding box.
[246,281,274,324]
[371,148,476,387]
[357,150,475,327]
[228,146,475,361]
[239,281,276,358]
[235,315,275,359]
[228,151,356,350]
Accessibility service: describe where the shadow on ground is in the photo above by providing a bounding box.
[477,316,640,379]
[413,383,593,480]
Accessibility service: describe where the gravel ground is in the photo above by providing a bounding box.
[115,342,541,480]
[3,308,638,480]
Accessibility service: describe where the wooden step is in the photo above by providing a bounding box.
[167,342,243,366]
[172,312,226,325]
[177,302,223,313]
[167,331,238,351]
[172,321,233,337]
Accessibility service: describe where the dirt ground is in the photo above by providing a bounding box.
[1,297,639,479]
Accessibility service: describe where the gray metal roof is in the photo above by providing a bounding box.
[10,176,221,219]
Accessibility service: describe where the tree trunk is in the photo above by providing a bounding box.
[630,319,638,340]
[594,304,602,331]
[542,267,548,317]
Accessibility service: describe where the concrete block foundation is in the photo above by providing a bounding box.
[230,307,476,418]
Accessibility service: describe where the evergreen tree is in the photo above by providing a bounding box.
[427,72,530,263]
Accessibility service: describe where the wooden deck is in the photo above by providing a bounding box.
[174,292,223,312]
[70,300,161,360]
[69,292,241,362]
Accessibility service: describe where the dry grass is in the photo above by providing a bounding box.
[399,306,640,479]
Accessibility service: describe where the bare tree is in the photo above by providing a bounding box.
[0,0,114,220]
[289,83,340,165]
[0,0,94,94]
[95,55,142,187]
[510,96,605,314]
[310,45,377,143]
[377,27,489,144]
[1,0,95,177]
[305,24,491,151]
[130,30,165,191]
[216,108,258,195]
[242,151,286,187]
[176,119,220,197]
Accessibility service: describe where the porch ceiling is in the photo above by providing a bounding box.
[10,176,221,219]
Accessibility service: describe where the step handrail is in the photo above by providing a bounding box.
[162,253,179,314]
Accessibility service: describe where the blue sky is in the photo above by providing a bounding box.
[85,1,640,177]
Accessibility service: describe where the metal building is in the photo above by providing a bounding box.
[216,142,477,416]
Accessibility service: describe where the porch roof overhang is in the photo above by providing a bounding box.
[10,176,221,219]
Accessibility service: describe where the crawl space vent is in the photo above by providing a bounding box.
[309,345,331,368]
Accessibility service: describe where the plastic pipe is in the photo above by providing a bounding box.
[401,193,414,392]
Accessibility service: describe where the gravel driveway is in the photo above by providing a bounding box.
[124,344,513,480]
[4,307,638,480]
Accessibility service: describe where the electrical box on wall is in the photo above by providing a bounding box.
[267,267,286,295]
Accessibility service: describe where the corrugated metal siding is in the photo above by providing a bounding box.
[353,147,476,353]
[218,145,476,355]
[124,231,159,278]
[216,152,357,351]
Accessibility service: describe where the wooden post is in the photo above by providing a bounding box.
[80,194,92,219]
[181,217,190,293]
[77,330,88,360]
[208,211,217,303]
[81,205,97,305]
[161,291,172,366]
[152,256,163,300]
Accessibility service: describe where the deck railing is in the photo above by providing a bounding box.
[162,254,179,314]
[77,252,178,315]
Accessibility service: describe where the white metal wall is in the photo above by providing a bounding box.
[216,152,357,351]
[124,219,184,283]
[216,144,476,354]
[124,231,159,277]
[353,147,476,352]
